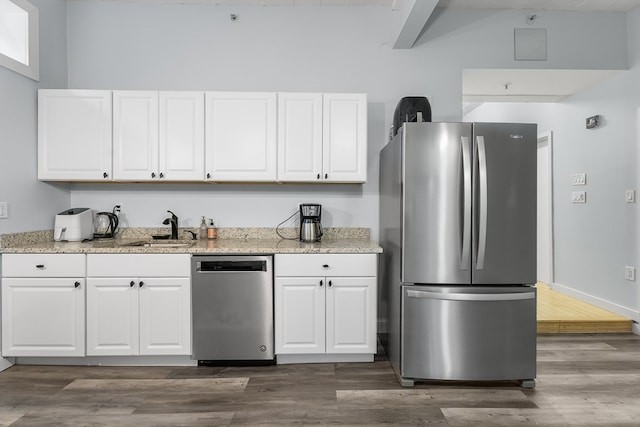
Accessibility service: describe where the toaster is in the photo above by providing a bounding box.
[54,208,94,242]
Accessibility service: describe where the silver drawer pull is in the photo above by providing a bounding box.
[406,290,535,302]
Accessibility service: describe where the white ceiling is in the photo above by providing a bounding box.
[74,0,638,102]
[438,0,640,13]
[76,0,640,11]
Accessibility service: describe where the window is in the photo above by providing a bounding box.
[0,0,38,81]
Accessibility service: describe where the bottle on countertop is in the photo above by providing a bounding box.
[207,218,217,239]
[199,216,207,240]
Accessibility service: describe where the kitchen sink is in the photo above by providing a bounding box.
[121,240,195,248]
[143,242,194,248]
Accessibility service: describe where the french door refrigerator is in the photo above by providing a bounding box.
[379,121,537,387]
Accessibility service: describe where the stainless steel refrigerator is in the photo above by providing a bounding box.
[379,122,537,387]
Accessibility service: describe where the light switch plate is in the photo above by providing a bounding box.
[0,202,7,219]
[625,190,635,203]
[572,191,586,203]
[571,173,586,186]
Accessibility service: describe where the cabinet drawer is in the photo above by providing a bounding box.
[2,254,86,277]
[87,254,190,277]
[275,254,376,277]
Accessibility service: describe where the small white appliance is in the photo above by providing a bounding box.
[54,208,94,242]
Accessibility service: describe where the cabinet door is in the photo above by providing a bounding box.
[139,278,191,355]
[277,93,323,182]
[159,91,205,181]
[1,278,85,357]
[113,91,159,181]
[275,277,325,354]
[205,92,277,181]
[326,277,376,354]
[322,93,367,183]
[86,278,139,356]
[38,90,112,181]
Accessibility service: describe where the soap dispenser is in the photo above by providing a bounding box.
[199,216,207,240]
[207,218,217,239]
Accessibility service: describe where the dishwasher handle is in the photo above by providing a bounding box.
[196,260,267,272]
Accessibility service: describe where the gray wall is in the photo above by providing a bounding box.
[0,0,69,238]
[64,2,630,239]
[464,7,640,318]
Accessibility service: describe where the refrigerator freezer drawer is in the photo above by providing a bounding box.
[401,285,536,382]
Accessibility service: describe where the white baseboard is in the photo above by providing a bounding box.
[15,355,197,366]
[550,282,640,322]
[276,354,374,364]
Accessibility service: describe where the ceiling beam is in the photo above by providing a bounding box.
[392,0,439,49]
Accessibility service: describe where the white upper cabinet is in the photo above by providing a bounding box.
[38,90,112,181]
[113,91,204,181]
[277,93,368,183]
[113,91,159,181]
[38,90,365,183]
[205,92,277,182]
[277,93,323,182]
[159,92,205,181]
[322,93,368,183]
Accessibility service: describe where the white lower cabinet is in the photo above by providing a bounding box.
[274,254,377,359]
[86,254,191,356]
[1,254,86,357]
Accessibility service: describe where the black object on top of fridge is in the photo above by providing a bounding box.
[392,96,431,137]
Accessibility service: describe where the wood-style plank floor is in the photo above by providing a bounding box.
[1,333,639,426]
[536,283,633,333]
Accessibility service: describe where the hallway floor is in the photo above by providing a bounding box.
[536,283,633,333]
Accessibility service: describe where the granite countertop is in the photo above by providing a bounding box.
[0,227,382,255]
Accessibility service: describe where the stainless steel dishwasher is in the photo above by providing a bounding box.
[191,255,274,364]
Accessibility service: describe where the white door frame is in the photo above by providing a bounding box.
[537,131,554,285]
[636,108,640,334]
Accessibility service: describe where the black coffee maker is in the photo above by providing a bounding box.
[299,204,323,242]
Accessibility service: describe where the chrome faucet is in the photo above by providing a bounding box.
[162,210,178,239]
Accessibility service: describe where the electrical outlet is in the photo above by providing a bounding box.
[625,266,635,281]
[625,190,636,203]
[0,202,7,219]
[571,191,586,203]
[571,173,586,186]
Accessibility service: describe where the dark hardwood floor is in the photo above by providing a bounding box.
[1,333,639,426]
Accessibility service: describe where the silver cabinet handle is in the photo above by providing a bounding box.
[460,136,472,270]
[476,135,488,270]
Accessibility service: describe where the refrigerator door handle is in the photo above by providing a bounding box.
[460,136,472,270]
[406,289,535,301]
[476,136,488,270]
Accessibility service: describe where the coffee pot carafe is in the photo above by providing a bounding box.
[299,203,323,242]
